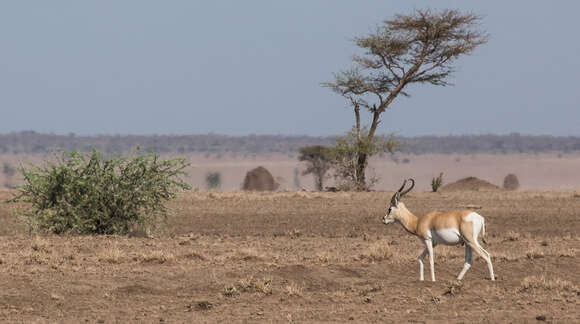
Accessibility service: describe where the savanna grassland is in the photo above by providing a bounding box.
[1,189,579,323]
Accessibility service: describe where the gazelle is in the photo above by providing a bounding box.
[382,179,495,281]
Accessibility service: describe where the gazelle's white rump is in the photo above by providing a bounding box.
[465,212,481,222]
[466,212,484,241]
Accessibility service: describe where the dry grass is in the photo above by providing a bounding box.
[434,245,462,260]
[359,240,393,262]
[30,236,51,253]
[1,189,580,323]
[97,245,125,264]
[223,284,239,297]
[525,248,545,260]
[237,247,265,261]
[285,229,302,239]
[442,280,463,296]
[505,231,521,241]
[495,249,521,262]
[316,251,343,264]
[253,277,273,295]
[20,250,49,265]
[558,248,576,258]
[520,275,579,294]
[284,282,304,297]
[229,276,274,296]
[136,250,175,264]
[181,249,207,261]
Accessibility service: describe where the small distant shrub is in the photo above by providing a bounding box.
[503,173,520,190]
[2,162,16,177]
[3,162,17,188]
[431,172,444,192]
[205,171,222,190]
[298,145,333,191]
[10,149,191,235]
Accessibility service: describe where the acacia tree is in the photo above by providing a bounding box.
[298,145,332,191]
[323,9,487,190]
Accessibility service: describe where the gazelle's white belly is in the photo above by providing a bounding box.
[430,228,462,245]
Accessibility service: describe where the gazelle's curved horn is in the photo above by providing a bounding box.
[391,179,407,204]
[396,179,407,193]
[400,178,415,197]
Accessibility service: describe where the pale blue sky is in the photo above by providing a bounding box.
[1,1,579,136]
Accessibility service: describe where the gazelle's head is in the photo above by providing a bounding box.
[383,178,415,225]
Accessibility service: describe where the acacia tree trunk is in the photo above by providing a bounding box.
[355,153,368,190]
[315,169,324,191]
[353,101,366,190]
[354,109,380,190]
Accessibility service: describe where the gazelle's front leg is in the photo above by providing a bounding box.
[418,248,428,281]
[425,239,435,281]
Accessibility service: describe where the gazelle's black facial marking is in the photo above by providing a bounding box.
[383,178,414,225]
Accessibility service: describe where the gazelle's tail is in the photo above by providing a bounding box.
[481,219,488,244]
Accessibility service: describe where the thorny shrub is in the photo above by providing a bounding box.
[10,149,191,235]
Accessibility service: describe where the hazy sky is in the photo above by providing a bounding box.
[1,1,579,137]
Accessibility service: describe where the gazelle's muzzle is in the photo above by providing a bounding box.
[382,209,395,225]
[383,216,395,225]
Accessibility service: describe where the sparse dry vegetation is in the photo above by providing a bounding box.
[284,282,304,297]
[0,189,579,322]
[237,247,265,261]
[505,230,521,241]
[97,245,125,264]
[520,276,579,294]
[359,240,393,262]
[136,250,175,264]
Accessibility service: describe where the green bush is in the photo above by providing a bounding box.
[205,171,222,190]
[11,149,191,235]
[431,172,444,192]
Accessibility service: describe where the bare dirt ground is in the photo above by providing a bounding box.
[1,189,580,323]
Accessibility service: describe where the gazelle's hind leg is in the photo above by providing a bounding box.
[457,244,472,280]
[472,241,495,280]
[461,214,495,281]
[465,241,495,280]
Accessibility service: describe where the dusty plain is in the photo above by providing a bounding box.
[1,188,579,323]
[2,152,580,191]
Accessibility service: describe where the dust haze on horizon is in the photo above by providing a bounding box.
[1,1,579,137]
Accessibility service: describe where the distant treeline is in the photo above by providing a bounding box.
[1,131,579,155]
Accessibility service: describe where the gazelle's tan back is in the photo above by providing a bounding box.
[416,210,472,239]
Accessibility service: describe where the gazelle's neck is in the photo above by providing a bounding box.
[396,203,419,236]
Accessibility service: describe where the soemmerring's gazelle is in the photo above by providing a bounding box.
[382,179,495,281]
